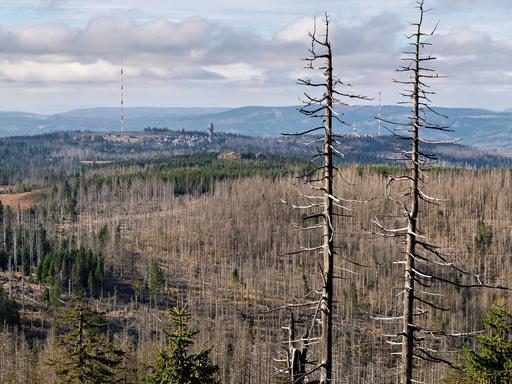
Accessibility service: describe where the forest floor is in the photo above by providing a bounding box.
[0,272,52,338]
[0,270,142,340]
[0,189,44,209]
[57,197,203,230]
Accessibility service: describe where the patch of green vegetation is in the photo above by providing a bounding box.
[84,153,311,196]
[37,245,104,299]
[0,284,20,327]
[355,164,407,177]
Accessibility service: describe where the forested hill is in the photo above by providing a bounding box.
[1,105,512,150]
[0,130,510,187]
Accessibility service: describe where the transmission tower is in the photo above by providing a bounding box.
[378,91,381,136]
[120,61,124,134]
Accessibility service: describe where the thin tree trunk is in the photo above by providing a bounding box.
[400,9,422,384]
[320,44,334,384]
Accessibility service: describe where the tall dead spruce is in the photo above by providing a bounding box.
[373,2,509,383]
[280,15,368,383]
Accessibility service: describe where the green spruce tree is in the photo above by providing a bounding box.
[52,294,125,384]
[459,303,512,383]
[148,258,164,306]
[146,304,220,384]
[0,284,20,327]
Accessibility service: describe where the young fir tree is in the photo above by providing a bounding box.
[460,303,512,383]
[146,304,220,384]
[0,284,20,327]
[148,258,164,306]
[52,294,125,384]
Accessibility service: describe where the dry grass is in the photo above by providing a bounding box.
[0,189,44,209]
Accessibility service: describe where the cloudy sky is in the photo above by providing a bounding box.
[0,0,510,113]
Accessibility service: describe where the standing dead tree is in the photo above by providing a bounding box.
[373,2,509,383]
[278,14,369,383]
[285,313,308,384]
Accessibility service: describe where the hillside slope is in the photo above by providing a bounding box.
[1,105,512,150]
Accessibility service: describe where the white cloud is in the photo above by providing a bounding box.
[432,27,492,56]
[203,63,264,82]
[0,59,118,83]
[274,17,313,44]
[0,16,222,55]
[0,2,510,111]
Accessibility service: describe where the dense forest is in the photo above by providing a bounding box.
[0,130,510,189]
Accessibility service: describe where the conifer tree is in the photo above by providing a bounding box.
[52,294,125,384]
[148,258,164,306]
[462,303,512,383]
[146,304,220,384]
[0,248,7,271]
[0,284,19,327]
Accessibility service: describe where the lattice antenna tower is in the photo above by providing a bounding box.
[378,91,381,136]
[120,61,124,134]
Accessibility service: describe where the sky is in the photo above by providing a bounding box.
[0,0,511,113]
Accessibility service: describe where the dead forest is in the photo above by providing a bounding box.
[1,1,512,383]
[0,162,511,383]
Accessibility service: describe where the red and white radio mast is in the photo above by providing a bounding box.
[120,61,125,133]
[378,91,382,136]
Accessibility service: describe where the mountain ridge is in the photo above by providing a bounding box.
[1,105,511,150]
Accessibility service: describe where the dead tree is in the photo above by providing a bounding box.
[373,2,510,383]
[279,15,368,383]
[285,313,308,384]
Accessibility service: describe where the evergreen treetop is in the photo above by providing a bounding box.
[462,302,512,383]
[52,294,125,384]
[146,303,220,384]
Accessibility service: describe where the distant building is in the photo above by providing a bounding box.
[208,122,214,142]
[218,151,241,160]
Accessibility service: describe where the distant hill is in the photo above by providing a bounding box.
[59,107,230,119]
[1,105,512,150]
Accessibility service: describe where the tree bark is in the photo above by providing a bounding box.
[320,42,334,384]
[400,6,423,384]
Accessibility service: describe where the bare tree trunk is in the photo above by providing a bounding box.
[320,45,334,384]
[378,1,505,381]
[281,15,368,383]
[401,10,422,383]
[287,314,307,383]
